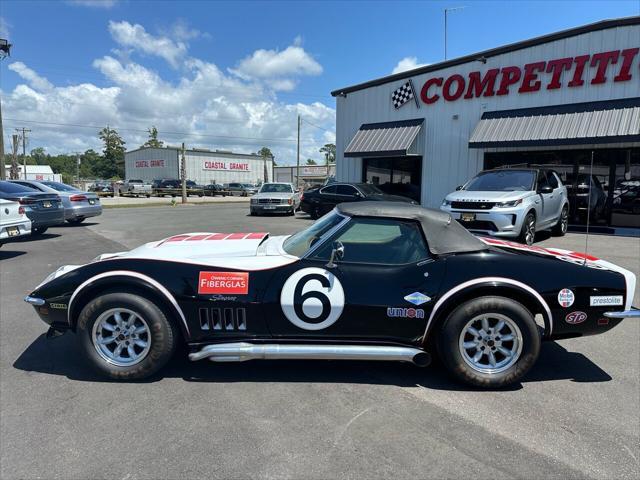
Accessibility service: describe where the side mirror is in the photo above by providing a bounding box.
[326,241,345,269]
[455,185,463,191]
[539,185,553,194]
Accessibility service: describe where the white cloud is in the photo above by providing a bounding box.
[392,56,428,74]
[230,40,322,92]
[3,24,334,165]
[108,20,188,68]
[66,0,118,8]
[0,16,10,38]
[8,62,53,91]
[169,19,209,41]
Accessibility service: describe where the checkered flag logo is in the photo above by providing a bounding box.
[391,79,419,109]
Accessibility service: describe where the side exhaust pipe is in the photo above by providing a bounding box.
[189,342,430,366]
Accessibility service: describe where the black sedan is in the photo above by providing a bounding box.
[0,181,65,234]
[203,184,228,197]
[24,202,638,388]
[299,182,416,219]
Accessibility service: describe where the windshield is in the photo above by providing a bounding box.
[357,184,383,195]
[0,181,38,193]
[242,184,255,188]
[260,183,293,193]
[41,181,80,192]
[283,211,345,257]
[464,171,535,192]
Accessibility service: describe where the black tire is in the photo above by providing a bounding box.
[32,226,48,235]
[310,205,320,220]
[517,211,536,245]
[77,292,178,380]
[552,205,568,236]
[437,296,540,388]
[66,217,85,224]
[249,208,257,216]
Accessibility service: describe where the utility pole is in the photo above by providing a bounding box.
[296,114,301,189]
[76,153,81,186]
[16,127,31,179]
[444,6,465,60]
[181,142,187,204]
[10,134,19,180]
[0,38,13,180]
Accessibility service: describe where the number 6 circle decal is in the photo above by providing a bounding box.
[280,267,345,330]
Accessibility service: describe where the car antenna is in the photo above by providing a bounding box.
[583,150,594,265]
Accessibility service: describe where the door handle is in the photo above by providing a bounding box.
[535,199,540,204]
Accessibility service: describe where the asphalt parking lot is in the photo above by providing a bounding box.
[1,204,639,479]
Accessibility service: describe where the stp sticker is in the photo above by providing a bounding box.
[404,292,431,306]
[589,295,623,307]
[565,311,587,325]
[280,267,345,331]
[557,288,575,308]
[198,272,249,295]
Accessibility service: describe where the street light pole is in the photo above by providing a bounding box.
[444,6,466,60]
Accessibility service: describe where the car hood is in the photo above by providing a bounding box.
[93,232,300,271]
[253,192,293,199]
[446,191,531,202]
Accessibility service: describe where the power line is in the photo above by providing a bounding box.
[301,117,335,135]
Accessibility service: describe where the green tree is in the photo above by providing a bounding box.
[142,126,164,148]
[306,158,317,165]
[30,147,48,165]
[98,127,126,179]
[319,143,336,164]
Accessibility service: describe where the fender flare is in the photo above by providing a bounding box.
[68,270,190,338]
[423,276,553,340]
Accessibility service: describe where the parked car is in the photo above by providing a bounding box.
[250,182,299,215]
[0,181,64,234]
[612,178,640,215]
[441,168,569,246]
[122,179,152,197]
[565,173,607,222]
[10,180,102,224]
[25,202,637,388]
[299,182,416,219]
[226,183,259,197]
[89,181,114,197]
[202,184,228,197]
[152,179,204,197]
[0,198,31,246]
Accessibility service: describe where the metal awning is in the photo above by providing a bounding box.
[344,119,423,157]
[469,98,640,148]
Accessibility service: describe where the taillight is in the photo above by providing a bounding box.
[70,194,88,202]
[300,193,304,201]
[18,206,25,215]
[18,198,35,205]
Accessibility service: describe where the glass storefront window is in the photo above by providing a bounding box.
[363,156,422,202]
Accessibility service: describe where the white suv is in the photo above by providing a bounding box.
[441,168,569,245]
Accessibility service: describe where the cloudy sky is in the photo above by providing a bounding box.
[1,0,637,164]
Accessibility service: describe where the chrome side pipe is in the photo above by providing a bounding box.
[188,342,430,366]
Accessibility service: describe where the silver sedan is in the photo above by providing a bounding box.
[10,180,102,224]
[250,182,300,215]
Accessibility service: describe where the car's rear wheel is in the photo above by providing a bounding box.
[32,226,48,235]
[66,217,85,224]
[437,296,540,388]
[310,205,321,219]
[77,292,178,380]
[518,212,536,245]
[552,205,568,236]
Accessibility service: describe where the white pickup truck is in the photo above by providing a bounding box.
[121,179,152,197]
[0,198,31,247]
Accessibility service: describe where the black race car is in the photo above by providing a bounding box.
[299,182,416,219]
[25,202,638,388]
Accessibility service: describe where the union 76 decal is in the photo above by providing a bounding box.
[280,267,345,330]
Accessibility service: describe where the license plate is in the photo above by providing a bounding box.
[89,199,95,205]
[460,212,476,222]
[7,226,19,237]
[42,201,52,208]
[263,206,276,210]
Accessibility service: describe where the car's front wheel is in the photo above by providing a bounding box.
[77,292,178,380]
[437,296,540,388]
[518,212,536,245]
[66,217,85,224]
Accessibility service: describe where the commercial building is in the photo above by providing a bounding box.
[332,17,640,230]
[274,164,336,187]
[4,164,62,182]
[124,147,274,185]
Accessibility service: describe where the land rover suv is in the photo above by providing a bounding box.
[441,168,569,245]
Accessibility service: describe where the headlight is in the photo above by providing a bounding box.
[442,199,451,206]
[287,198,294,205]
[250,198,258,204]
[495,199,523,208]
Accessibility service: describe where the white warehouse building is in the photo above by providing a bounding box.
[331,17,640,230]
[125,147,274,185]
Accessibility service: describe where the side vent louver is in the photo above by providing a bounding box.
[199,307,247,332]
